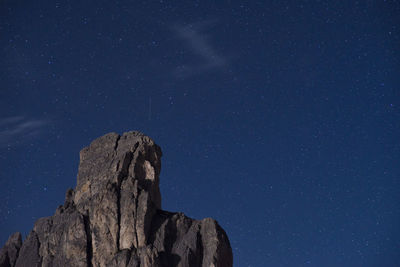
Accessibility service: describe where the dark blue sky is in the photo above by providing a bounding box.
[1,1,399,266]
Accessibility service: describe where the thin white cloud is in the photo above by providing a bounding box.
[0,116,48,147]
[0,116,24,126]
[172,21,227,78]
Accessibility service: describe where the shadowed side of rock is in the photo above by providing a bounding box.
[149,211,233,267]
[0,232,22,267]
[1,131,233,267]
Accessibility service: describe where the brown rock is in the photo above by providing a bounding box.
[1,131,233,267]
[0,232,22,267]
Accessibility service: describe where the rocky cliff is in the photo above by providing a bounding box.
[0,131,232,267]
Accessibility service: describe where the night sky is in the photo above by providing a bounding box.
[1,1,399,266]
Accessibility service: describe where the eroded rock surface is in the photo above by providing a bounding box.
[0,232,22,267]
[1,131,233,267]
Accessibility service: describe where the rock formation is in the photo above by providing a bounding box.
[0,131,232,267]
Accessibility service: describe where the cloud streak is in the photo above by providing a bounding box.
[0,116,48,147]
[172,21,227,78]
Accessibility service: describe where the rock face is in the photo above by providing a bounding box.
[0,132,233,267]
[0,232,22,267]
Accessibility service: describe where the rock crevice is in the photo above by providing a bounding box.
[1,131,233,267]
[83,214,93,267]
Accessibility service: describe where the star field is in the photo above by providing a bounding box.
[1,1,399,266]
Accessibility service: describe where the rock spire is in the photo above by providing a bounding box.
[0,131,232,267]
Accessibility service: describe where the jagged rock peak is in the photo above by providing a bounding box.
[1,131,233,267]
[0,232,22,267]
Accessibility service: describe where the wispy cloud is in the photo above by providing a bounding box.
[0,116,48,147]
[0,116,24,127]
[172,21,227,78]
